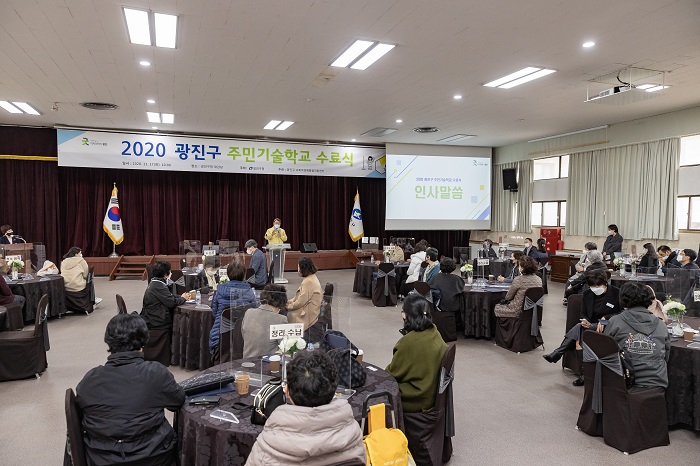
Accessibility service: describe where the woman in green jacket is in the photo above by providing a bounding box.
[386,294,448,412]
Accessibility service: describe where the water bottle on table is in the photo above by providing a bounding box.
[195,290,201,305]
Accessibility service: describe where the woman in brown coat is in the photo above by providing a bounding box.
[287,257,323,340]
[494,256,543,318]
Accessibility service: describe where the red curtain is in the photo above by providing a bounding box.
[1,127,470,262]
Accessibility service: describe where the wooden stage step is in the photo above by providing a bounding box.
[109,255,156,281]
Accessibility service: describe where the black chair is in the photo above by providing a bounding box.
[218,305,248,364]
[87,266,95,310]
[145,264,155,282]
[143,329,171,367]
[495,287,545,353]
[562,294,583,374]
[0,300,24,330]
[266,261,274,285]
[115,294,128,314]
[579,331,670,454]
[403,344,456,465]
[64,388,88,466]
[0,294,50,381]
[245,267,255,282]
[414,282,456,343]
[372,263,397,307]
[318,282,334,331]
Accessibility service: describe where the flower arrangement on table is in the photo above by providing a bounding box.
[612,257,624,269]
[663,300,686,319]
[279,337,306,357]
[218,274,229,284]
[460,263,473,273]
[7,259,24,270]
[498,246,508,258]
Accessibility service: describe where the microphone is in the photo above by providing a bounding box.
[12,235,26,243]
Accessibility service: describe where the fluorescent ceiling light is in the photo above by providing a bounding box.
[351,139,356,142]
[161,113,174,124]
[154,13,177,48]
[264,120,282,130]
[484,67,541,87]
[147,99,156,103]
[646,85,669,92]
[636,84,656,90]
[11,102,40,115]
[350,43,395,70]
[438,134,476,143]
[123,8,151,46]
[0,101,22,114]
[453,95,462,100]
[331,40,374,67]
[582,41,595,48]
[275,121,294,130]
[139,60,151,66]
[152,126,158,129]
[498,68,556,89]
[395,119,402,123]
[147,112,161,123]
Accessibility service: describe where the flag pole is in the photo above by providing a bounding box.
[107,182,119,258]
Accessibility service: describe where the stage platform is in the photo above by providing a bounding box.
[85,249,382,277]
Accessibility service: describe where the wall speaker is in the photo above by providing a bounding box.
[502,168,518,191]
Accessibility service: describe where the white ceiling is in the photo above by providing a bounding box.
[1,0,700,147]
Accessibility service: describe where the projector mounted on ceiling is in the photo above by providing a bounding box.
[585,66,668,106]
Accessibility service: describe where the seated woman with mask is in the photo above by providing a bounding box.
[543,270,620,386]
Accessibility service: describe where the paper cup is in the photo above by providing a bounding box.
[236,374,250,395]
[356,349,364,364]
[189,291,197,300]
[269,355,281,372]
[684,329,695,342]
[488,275,494,282]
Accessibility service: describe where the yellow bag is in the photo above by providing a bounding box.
[363,403,416,466]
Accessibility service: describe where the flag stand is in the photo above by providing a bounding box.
[356,240,362,252]
[108,241,119,258]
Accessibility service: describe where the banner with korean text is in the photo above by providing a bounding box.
[57,129,386,178]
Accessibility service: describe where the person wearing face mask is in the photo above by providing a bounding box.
[562,242,597,305]
[494,256,543,318]
[523,238,535,257]
[657,245,680,274]
[479,239,497,259]
[286,257,323,342]
[141,261,189,366]
[497,251,523,283]
[544,270,620,386]
[0,225,17,244]
[564,251,607,298]
[245,239,268,288]
[667,248,700,305]
[264,218,288,245]
[602,224,623,260]
[638,242,659,273]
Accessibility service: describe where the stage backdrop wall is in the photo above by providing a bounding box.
[0,127,469,262]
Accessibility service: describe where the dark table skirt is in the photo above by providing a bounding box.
[172,303,214,371]
[177,357,403,466]
[666,316,700,431]
[9,275,66,321]
[462,287,507,338]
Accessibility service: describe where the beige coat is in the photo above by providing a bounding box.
[287,274,322,330]
[494,273,543,318]
[60,256,89,292]
[245,398,366,466]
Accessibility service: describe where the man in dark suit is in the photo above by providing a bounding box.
[658,245,681,274]
[523,238,536,257]
[0,225,16,244]
[668,249,700,305]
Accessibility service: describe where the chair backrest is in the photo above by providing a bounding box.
[413,281,431,297]
[145,264,154,282]
[34,294,49,339]
[378,262,395,274]
[231,317,244,360]
[439,344,456,394]
[116,294,128,314]
[522,287,545,311]
[267,261,274,284]
[582,330,620,359]
[245,267,255,280]
[219,304,248,363]
[64,388,87,466]
[87,266,95,304]
[565,293,583,332]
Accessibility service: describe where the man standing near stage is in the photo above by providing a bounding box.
[264,218,287,245]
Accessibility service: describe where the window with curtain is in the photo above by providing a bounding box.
[533,155,569,180]
[676,196,700,230]
[680,134,700,166]
[531,201,566,227]
[492,160,533,232]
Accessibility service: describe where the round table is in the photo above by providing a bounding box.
[352,262,409,298]
[172,299,214,371]
[8,275,65,321]
[471,258,511,279]
[462,285,508,338]
[666,316,700,431]
[177,357,403,466]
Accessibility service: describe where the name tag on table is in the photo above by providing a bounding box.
[269,323,304,340]
[477,259,490,266]
[694,290,700,302]
[606,302,615,308]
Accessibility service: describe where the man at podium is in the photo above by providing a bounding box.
[0,225,17,244]
[264,218,287,245]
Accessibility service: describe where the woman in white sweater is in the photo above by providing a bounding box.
[61,246,91,313]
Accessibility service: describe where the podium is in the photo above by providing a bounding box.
[264,243,290,284]
[1,243,33,272]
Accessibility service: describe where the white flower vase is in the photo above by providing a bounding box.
[672,315,684,336]
[631,263,637,277]
[11,268,19,280]
[619,266,625,277]
[467,271,473,284]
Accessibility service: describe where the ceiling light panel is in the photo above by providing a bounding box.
[350,43,395,70]
[123,8,151,46]
[646,85,669,92]
[11,102,40,115]
[161,113,174,124]
[483,67,541,87]
[147,112,161,123]
[264,120,282,130]
[498,68,556,89]
[438,134,476,143]
[0,101,22,113]
[636,84,656,90]
[154,13,177,48]
[331,40,374,68]
[275,121,294,130]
